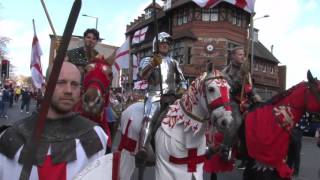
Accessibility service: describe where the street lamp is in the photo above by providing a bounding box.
[250,14,270,74]
[82,14,98,30]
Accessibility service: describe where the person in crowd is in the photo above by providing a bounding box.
[14,86,21,103]
[0,62,108,179]
[36,88,44,108]
[66,28,100,75]
[136,32,187,162]
[20,87,32,113]
[8,85,14,108]
[0,86,9,118]
[287,125,303,176]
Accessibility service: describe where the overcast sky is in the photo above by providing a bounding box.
[0,0,319,88]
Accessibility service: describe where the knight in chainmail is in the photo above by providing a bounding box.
[66,28,99,75]
[136,32,187,161]
[0,62,108,179]
[221,46,262,166]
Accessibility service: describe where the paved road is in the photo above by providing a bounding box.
[1,101,319,180]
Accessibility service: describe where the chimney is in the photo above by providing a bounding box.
[271,45,274,54]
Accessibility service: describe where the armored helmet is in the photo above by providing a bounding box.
[152,32,172,52]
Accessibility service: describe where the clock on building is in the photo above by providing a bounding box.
[205,44,214,53]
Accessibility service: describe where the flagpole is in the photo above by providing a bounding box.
[128,36,133,91]
[32,19,36,35]
[40,0,57,36]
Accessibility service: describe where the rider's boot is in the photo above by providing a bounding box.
[135,117,154,166]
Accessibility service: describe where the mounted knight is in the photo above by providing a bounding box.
[136,32,188,161]
[220,46,263,160]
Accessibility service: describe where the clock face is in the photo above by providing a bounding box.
[206,44,214,53]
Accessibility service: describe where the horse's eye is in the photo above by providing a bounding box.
[208,87,215,93]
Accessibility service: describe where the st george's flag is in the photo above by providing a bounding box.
[30,31,45,89]
[192,0,255,13]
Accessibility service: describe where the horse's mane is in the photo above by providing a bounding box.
[249,81,307,111]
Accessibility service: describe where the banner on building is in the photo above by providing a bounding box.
[132,26,148,44]
[192,0,255,13]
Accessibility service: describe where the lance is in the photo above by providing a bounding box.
[240,11,255,108]
[19,0,82,179]
[152,0,163,101]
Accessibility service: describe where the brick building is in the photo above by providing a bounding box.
[125,0,286,100]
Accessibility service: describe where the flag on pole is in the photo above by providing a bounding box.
[30,25,44,89]
[132,26,148,44]
[115,38,130,69]
[192,0,255,13]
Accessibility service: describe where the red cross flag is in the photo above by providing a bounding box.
[115,38,130,69]
[133,80,148,90]
[132,26,148,44]
[30,22,44,89]
[192,0,255,13]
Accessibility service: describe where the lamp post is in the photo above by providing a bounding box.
[250,14,270,74]
[82,14,98,30]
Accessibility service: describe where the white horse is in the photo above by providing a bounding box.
[118,68,234,180]
[75,67,234,180]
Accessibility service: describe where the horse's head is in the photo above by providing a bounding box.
[82,56,112,116]
[180,64,233,133]
[306,70,320,111]
[202,68,233,133]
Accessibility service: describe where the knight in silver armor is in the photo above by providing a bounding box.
[136,32,187,160]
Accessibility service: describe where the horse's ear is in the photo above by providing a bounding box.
[207,62,214,73]
[307,70,316,84]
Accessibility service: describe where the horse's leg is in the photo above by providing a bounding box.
[137,166,145,180]
[237,121,249,169]
[210,173,217,180]
[242,159,257,180]
[242,160,283,180]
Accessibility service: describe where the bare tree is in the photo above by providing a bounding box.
[0,2,11,59]
[0,36,10,58]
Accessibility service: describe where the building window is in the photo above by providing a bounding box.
[183,8,188,23]
[188,7,193,22]
[254,63,259,71]
[236,11,242,26]
[202,9,210,21]
[172,41,184,64]
[145,9,152,20]
[270,66,274,74]
[177,9,183,25]
[177,8,190,25]
[194,8,202,21]
[219,7,227,21]
[263,64,267,72]
[210,8,219,22]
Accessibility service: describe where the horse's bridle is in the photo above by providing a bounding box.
[85,78,109,96]
[203,75,232,112]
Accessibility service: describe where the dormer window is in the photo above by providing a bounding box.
[145,8,153,20]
